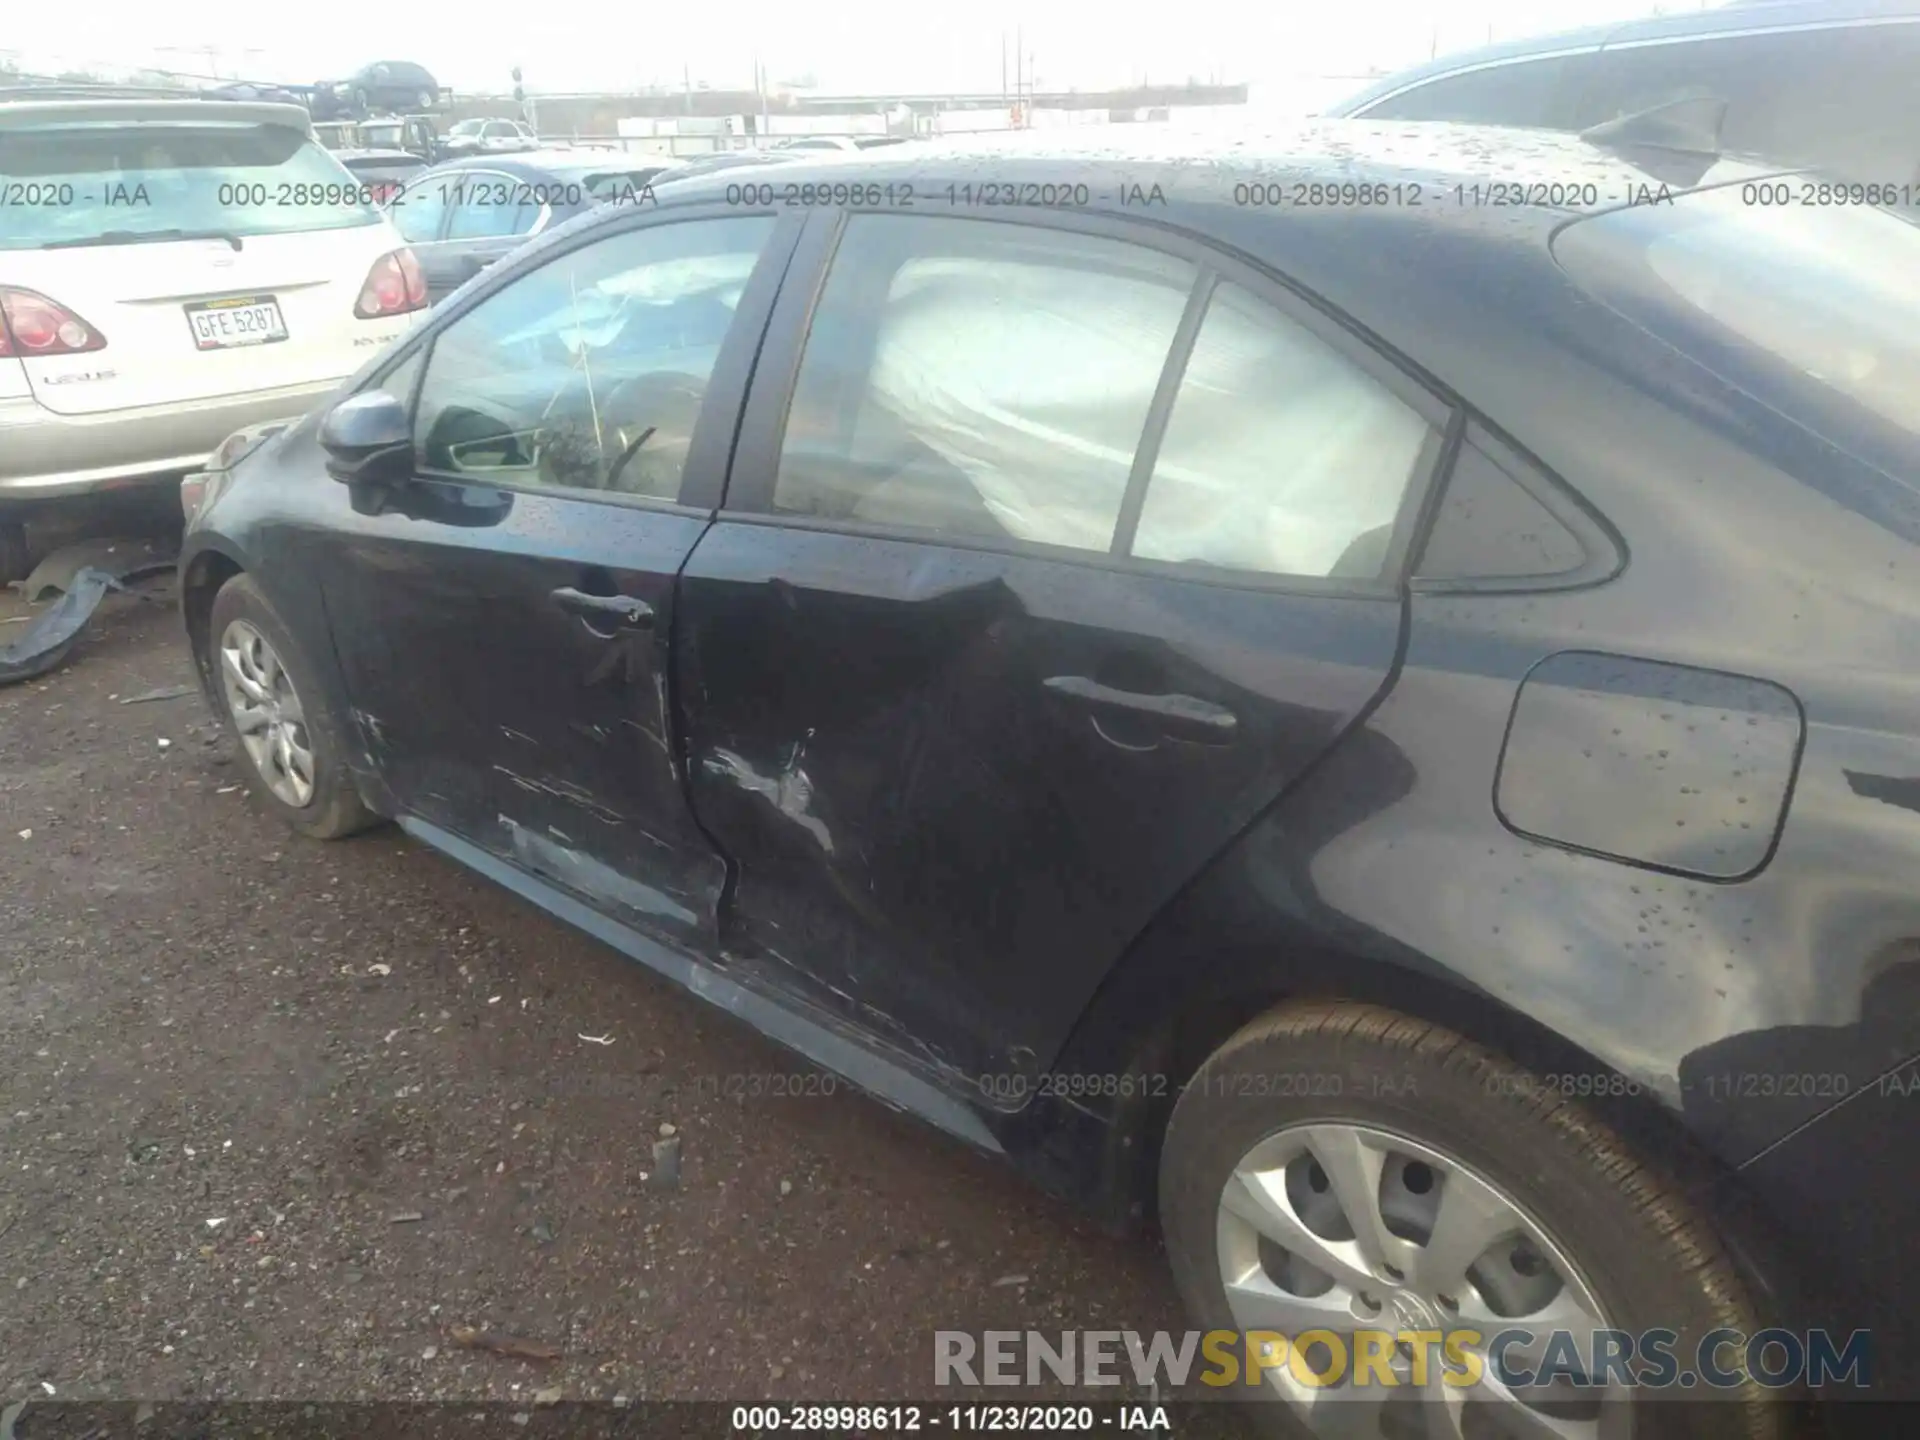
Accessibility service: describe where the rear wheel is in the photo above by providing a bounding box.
[1159,1001,1787,1439]
[416,89,435,110]
[208,573,378,840]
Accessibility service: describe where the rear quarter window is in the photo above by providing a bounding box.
[0,120,381,251]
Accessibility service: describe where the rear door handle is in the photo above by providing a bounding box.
[1043,675,1238,740]
[550,586,654,629]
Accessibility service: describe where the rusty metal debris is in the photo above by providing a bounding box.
[446,1324,562,1362]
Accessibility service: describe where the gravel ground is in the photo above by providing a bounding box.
[0,558,1240,1417]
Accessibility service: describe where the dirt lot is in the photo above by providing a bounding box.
[0,556,1225,1413]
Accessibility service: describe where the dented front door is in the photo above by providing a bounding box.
[427,505,728,946]
[320,206,801,950]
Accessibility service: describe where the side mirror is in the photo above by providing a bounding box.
[320,391,413,488]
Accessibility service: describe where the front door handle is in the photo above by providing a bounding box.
[550,586,654,629]
[1043,675,1238,740]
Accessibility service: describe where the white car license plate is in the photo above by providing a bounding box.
[185,297,289,350]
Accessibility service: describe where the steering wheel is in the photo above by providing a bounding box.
[598,371,709,495]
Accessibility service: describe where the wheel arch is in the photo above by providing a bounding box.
[180,542,248,707]
[1020,902,1811,1335]
[1056,903,1801,1240]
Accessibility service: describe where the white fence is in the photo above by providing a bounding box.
[547,99,1298,157]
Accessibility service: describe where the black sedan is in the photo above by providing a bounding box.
[336,59,440,117]
[328,146,428,205]
[179,128,1920,1437]
[385,151,683,303]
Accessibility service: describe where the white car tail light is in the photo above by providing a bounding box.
[353,248,428,320]
[0,288,107,357]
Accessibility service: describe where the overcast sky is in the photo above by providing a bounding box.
[4,0,1714,95]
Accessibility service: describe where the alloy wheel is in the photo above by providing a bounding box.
[219,619,316,809]
[1216,1122,1630,1438]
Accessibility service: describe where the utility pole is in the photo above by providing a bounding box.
[754,54,769,145]
[1014,26,1023,126]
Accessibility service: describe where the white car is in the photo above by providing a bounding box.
[0,96,427,581]
[440,118,540,157]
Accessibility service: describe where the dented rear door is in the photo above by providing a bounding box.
[675,208,1447,1091]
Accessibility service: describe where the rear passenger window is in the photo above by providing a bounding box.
[773,215,1197,552]
[1132,282,1436,579]
[446,178,537,240]
[392,181,447,245]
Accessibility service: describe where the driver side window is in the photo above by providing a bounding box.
[410,216,777,501]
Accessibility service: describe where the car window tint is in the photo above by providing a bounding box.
[392,180,447,244]
[1131,282,1434,580]
[1416,438,1587,580]
[774,215,1196,552]
[446,178,536,239]
[1576,22,1920,184]
[1362,54,1583,127]
[412,216,776,500]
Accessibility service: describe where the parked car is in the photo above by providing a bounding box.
[310,121,357,152]
[178,126,1920,1437]
[384,152,684,304]
[356,114,441,163]
[335,61,440,118]
[439,118,539,159]
[772,135,909,152]
[330,147,429,204]
[652,149,812,184]
[0,95,427,583]
[1326,0,1920,184]
[206,81,305,107]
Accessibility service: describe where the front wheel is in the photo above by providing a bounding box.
[1159,1001,1788,1439]
[207,573,378,840]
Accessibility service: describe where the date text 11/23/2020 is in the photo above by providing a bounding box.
[729,1405,1174,1435]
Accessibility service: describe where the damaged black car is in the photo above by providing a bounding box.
[179,128,1920,1438]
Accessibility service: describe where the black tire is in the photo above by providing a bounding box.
[0,518,32,587]
[417,89,435,110]
[1159,1001,1787,1440]
[206,573,379,841]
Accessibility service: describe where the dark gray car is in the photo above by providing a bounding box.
[1327,0,1920,184]
[388,151,683,303]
